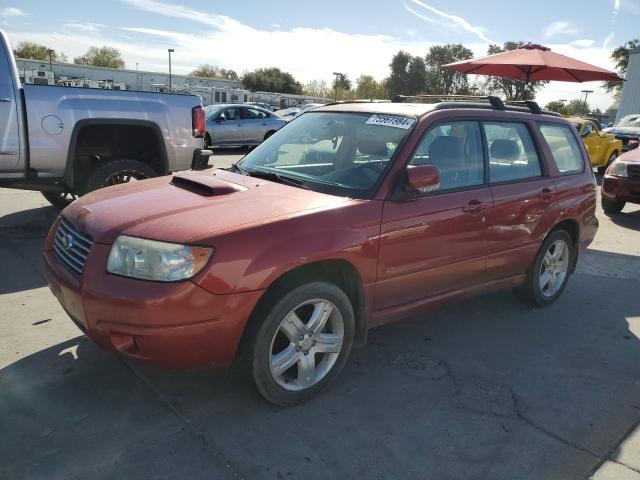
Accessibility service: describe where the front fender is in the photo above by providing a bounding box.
[192,201,383,294]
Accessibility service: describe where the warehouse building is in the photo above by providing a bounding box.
[15,58,329,108]
[615,47,640,122]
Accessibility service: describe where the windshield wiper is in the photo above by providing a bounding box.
[244,169,310,190]
[229,163,250,175]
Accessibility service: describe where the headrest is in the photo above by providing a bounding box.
[490,139,520,160]
[358,138,388,156]
[428,136,463,160]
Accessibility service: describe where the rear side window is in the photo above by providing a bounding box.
[483,122,542,183]
[539,124,584,175]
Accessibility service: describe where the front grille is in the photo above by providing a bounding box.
[628,164,640,179]
[53,218,93,275]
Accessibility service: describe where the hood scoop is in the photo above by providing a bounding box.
[171,174,248,197]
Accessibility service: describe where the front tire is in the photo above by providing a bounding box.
[85,159,157,193]
[602,196,625,214]
[248,282,354,406]
[263,130,276,142]
[515,229,573,306]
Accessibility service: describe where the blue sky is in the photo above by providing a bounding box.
[2,0,639,109]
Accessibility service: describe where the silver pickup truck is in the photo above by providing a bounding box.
[0,30,211,208]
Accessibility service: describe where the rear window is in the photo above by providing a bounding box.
[539,124,584,175]
[484,122,542,183]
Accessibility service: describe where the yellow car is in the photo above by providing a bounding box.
[568,117,622,174]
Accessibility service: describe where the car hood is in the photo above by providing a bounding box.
[63,170,351,244]
[619,149,640,164]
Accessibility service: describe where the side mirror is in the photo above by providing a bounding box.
[580,129,589,137]
[406,165,440,193]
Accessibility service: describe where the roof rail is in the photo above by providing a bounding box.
[392,94,506,110]
[320,99,390,108]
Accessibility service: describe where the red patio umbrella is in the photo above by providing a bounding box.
[442,44,623,97]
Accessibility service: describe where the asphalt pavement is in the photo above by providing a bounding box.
[1,158,639,480]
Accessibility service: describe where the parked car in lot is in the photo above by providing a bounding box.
[293,103,325,117]
[568,117,622,173]
[0,30,210,208]
[604,114,640,152]
[44,96,598,405]
[274,106,301,120]
[601,148,640,213]
[204,104,287,148]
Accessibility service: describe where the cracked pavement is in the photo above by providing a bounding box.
[1,158,640,480]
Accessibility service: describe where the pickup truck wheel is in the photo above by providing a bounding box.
[248,282,354,406]
[86,159,157,192]
[41,191,79,209]
[602,197,625,214]
[515,229,573,307]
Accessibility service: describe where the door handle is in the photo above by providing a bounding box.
[539,187,553,200]
[0,98,11,103]
[462,199,485,213]
[0,151,18,155]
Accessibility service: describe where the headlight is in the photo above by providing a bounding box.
[107,236,213,281]
[607,160,628,178]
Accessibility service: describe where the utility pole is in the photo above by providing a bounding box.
[581,89,593,115]
[47,48,53,71]
[332,72,342,101]
[168,49,174,93]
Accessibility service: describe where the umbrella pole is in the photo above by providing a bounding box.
[523,68,531,101]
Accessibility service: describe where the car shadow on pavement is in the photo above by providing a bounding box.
[1,271,640,480]
[0,206,58,294]
[604,208,640,231]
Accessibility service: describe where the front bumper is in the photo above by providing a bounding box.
[43,242,263,368]
[602,174,640,204]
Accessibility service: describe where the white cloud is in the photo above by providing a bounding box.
[543,21,578,39]
[271,23,281,28]
[0,7,27,17]
[405,0,493,44]
[614,0,621,11]
[570,39,595,48]
[63,22,106,32]
[603,31,615,48]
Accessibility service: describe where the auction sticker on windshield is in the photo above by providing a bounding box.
[366,114,415,129]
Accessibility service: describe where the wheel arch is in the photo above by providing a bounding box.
[548,219,580,273]
[241,259,367,354]
[64,119,168,189]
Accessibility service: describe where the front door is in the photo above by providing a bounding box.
[482,120,558,280]
[214,107,244,145]
[375,120,491,311]
[0,37,21,172]
[581,122,601,164]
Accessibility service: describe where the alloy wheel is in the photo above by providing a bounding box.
[539,239,570,297]
[101,169,150,187]
[269,299,344,391]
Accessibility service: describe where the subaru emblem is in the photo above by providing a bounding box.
[61,233,74,250]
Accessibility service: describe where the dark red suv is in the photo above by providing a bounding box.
[44,97,598,405]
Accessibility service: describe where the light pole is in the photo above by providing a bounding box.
[332,72,342,101]
[47,48,54,71]
[168,48,174,93]
[581,89,593,114]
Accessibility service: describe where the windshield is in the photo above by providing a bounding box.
[238,111,415,198]
[617,115,640,128]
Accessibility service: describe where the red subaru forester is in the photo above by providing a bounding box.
[44,97,598,405]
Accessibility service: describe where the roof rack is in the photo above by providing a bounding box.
[391,94,558,116]
[320,99,391,108]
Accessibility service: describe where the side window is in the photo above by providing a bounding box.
[539,123,584,175]
[244,108,267,120]
[409,121,485,191]
[484,122,542,183]
[219,107,240,121]
[582,123,593,136]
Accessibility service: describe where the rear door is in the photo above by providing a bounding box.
[241,107,269,143]
[214,107,244,145]
[0,34,21,173]
[376,120,491,310]
[483,121,557,280]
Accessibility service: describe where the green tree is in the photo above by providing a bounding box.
[190,64,238,81]
[332,73,352,92]
[74,46,125,68]
[387,51,426,97]
[424,44,473,95]
[303,79,331,98]
[481,41,549,100]
[242,67,303,94]
[355,75,388,99]
[13,41,67,62]
[544,100,567,113]
[565,98,590,115]
[603,39,639,100]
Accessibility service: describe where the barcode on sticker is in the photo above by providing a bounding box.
[366,114,415,129]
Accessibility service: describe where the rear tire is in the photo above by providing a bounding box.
[246,281,354,406]
[263,130,276,142]
[515,229,573,307]
[602,197,625,214]
[85,159,157,193]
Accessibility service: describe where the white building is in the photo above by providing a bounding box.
[615,47,640,122]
